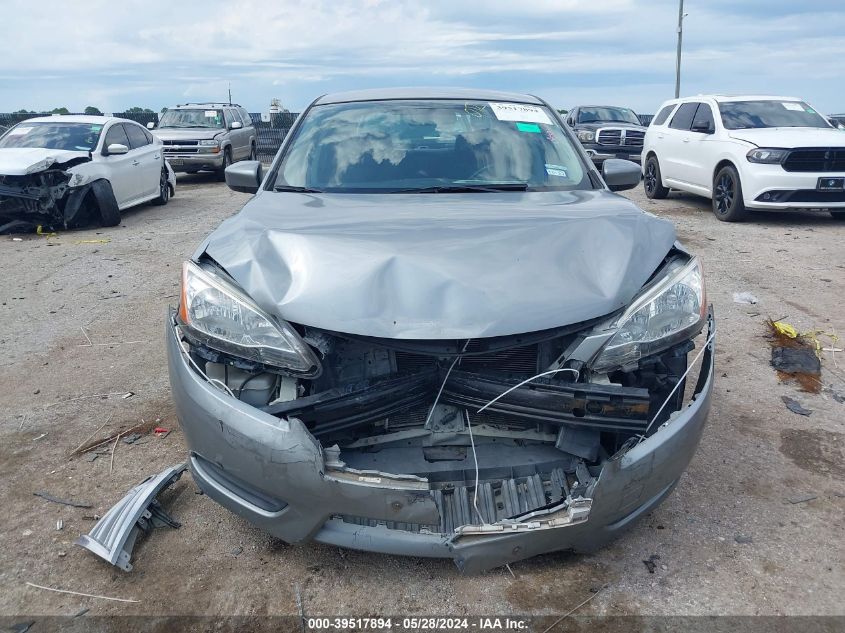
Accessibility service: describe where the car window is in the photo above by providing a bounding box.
[158,109,224,129]
[239,108,252,126]
[691,104,715,132]
[652,104,676,126]
[224,109,237,127]
[577,107,640,125]
[103,123,131,149]
[668,103,699,130]
[124,123,151,149]
[0,122,104,151]
[718,100,832,130]
[275,99,590,193]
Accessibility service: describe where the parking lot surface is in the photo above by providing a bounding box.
[1,175,843,617]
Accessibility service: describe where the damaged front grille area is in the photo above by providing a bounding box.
[0,170,71,231]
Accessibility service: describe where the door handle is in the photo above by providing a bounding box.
[682,138,690,143]
[657,134,664,139]
[132,160,141,166]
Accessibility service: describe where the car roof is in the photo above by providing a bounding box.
[663,94,804,105]
[574,105,636,109]
[314,87,545,106]
[15,115,135,125]
[171,103,243,109]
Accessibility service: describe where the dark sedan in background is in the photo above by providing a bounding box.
[565,105,647,166]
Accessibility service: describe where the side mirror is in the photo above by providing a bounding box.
[230,121,243,130]
[146,122,156,130]
[602,158,641,192]
[225,160,262,194]
[105,143,129,156]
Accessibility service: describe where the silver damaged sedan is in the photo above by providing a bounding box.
[166,88,715,572]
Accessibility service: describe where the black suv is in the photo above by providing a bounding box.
[565,105,646,166]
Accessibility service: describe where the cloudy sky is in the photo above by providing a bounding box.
[2,0,843,115]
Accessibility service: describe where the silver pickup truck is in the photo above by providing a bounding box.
[149,103,256,180]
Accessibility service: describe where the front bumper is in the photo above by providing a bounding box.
[164,152,225,172]
[167,313,715,572]
[581,144,643,165]
[742,164,845,209]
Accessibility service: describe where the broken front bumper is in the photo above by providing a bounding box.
[166,315,715,572]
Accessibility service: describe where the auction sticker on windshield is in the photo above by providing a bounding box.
[489,102,552,125]
[9,127,32,136]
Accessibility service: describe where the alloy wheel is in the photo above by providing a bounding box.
[715,173,734,214]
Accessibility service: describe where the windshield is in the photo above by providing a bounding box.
[719,101,832,130]
[577,107,640,125]
[159,109,224,129]
[0,122,103,151]
[275,99,588,193]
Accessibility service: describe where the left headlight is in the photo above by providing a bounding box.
[577,130,596,142]
[178,261,320,376]
[590,257,706,372]
[746,148,788,164]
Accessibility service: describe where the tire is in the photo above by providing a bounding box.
[830,211,845,220]
[644,155,669,199]
[249,143,257,161]
[91,180,121,227]
[216,149,231,182]
[712,165,748,222]
[152,168,170,206]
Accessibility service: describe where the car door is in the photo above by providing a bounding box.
[224,108,246,160]
[99,123,135,208]
[684,102,720,191]
[660,102,699,186]
[239,107,255,157]
[124,122,161,200]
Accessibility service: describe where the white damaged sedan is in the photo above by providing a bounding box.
[0,115,175,232]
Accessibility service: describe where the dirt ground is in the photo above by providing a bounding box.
[0,175,843,618]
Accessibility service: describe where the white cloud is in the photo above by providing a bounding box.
[1,0,844,113]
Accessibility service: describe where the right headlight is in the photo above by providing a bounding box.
[746,148,788,164]
[198,139,219,146]
[577,129,596,142]
[590,257,706,372]
[178,261,320,376]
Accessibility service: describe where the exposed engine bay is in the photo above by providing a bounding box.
[176,284,703,536]
[0,156,115,232]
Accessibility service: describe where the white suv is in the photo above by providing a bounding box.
[642,95,845,221]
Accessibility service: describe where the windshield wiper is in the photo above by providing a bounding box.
[392,182,529,193]
[273,185,323,193]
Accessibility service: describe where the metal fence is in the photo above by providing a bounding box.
[0,111,300,162]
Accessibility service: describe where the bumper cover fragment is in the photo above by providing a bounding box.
[75,464,187,572]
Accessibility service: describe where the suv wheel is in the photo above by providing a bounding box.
[217,149,231,182]
[712,165,747,222]
[644,156,669,199]
[249,144,257,161]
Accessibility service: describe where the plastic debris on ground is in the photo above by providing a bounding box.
[733,291,758,304]
[781,395,812,416]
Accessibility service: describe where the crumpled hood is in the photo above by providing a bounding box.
[200,190,677,339]
[0,147,90,176]
[729,127,845,147]
[152,128,224,142]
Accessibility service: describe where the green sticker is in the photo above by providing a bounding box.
[516,122,541,133]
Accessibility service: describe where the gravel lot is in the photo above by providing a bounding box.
[1,174,843,618]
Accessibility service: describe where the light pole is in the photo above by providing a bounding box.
[674,0,687,99]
